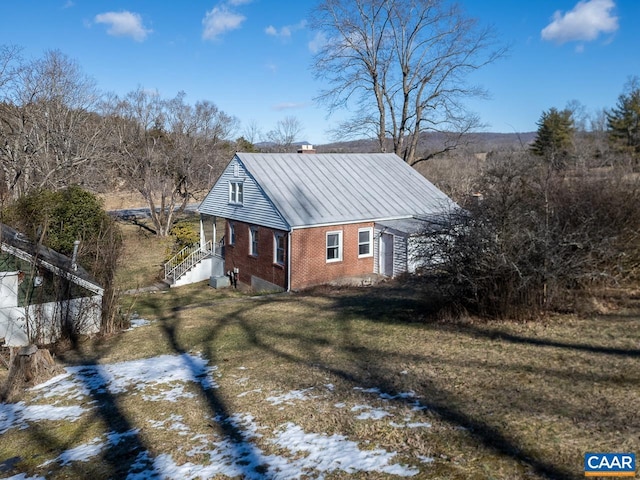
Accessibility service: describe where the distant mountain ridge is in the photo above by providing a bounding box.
[309,131,537,154]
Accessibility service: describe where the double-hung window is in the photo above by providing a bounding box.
[358,227,373,258]
[274,233,285,265]
[229,181,244,205]
[249,226,258,256]
[326,231,343,262]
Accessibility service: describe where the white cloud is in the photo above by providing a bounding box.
[272,102,309,111]
[308,32,328,54]
[541,0,618,44]
[94,11,151,42]
[202,5,246,40]
[265,20,307,40]
[228,0,252,5]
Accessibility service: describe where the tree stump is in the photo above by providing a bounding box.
[0,346,63,402]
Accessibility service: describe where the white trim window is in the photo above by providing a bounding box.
[274,232,285,265]
[358,227,373,258]
[249,226,258,256]
[326,231,343,262]
[228,222,235,245]
[229,181,244,205]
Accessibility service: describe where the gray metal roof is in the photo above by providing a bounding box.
[235,152,456,228]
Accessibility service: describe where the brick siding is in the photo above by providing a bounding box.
[224,220,287,289]
[290,222,375,290]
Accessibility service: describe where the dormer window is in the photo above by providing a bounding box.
[229,181,244,205]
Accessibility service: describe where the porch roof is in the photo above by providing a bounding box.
[376,215,450,236]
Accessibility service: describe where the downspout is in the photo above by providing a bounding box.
[287,230,292,292]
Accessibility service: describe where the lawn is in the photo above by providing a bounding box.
[1,278,639,479]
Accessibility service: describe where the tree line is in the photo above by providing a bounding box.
[530,76,640,170]
[0,47,242,237]
[416,78,640,320]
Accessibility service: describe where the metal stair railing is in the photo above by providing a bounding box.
[165,243,197,274]
[164,240,213,282]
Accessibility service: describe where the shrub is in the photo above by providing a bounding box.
[170,219,200,249]
[417,154,640,319]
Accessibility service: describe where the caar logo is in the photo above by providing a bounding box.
[584,453,636,477]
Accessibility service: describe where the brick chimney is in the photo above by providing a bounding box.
[297,144,316,154]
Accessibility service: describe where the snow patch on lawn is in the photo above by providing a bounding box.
[266,387,315,406]
[126,418,418,479]
[38,429,140,468]
[30,353,218,404]
[272,422,418,477]
[354,386,416,400]
[0,402,87,434]
[148,414,191,436]
[125,317,152,331]
[1,474,47,480]
[1,354,429,478]
[41,437,105,466]
[237,388,262,398]
[351,404,392,420]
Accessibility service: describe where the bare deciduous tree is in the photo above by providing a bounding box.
[0,50,108,197]
[242,119,263,145]
[107,89,237,236]
[311,0,506,165]
[265,116,304,152]
[0,44,21,92]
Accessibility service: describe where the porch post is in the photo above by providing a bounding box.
[212,216,217,251]
[199,215,206,250]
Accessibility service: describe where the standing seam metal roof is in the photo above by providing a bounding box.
[235,152,456,228]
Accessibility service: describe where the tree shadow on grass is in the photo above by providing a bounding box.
[133,286,583,479]
[456,325,640,357]
[224,295,579,480]
[9,280,635,479]
[206,284,635,478]
[0,339,158,478]
[332,283,640,358]
[143,294,275,478]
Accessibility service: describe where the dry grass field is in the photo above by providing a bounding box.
[1,282,639,479]
[1,204,639,479]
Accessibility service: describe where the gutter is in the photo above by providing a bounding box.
[290,215,417,231]
[0,243,104,296]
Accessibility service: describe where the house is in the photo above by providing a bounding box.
[0,223,104,346]
[166,150,457,291]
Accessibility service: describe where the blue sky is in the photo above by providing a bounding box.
[2,0,639,144]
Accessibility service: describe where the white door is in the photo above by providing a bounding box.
[380,233,394,277]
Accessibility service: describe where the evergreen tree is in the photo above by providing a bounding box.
[607,77,640,159]
[530,108,574,169]
[235,136,257,152]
